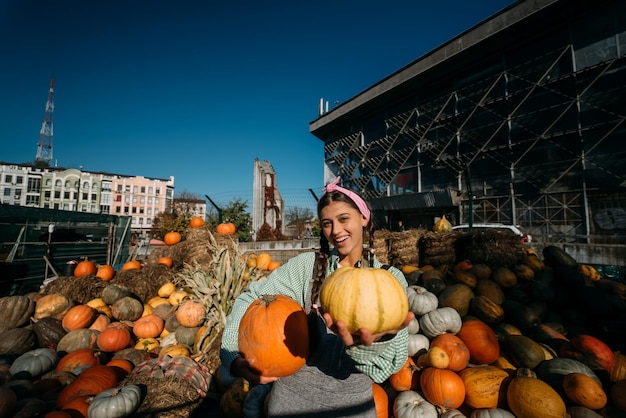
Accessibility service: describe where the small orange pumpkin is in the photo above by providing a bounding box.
[268,261,281,272]
[419,367,465,409]
[122,260,141,271]
[456,319,500,364]
[96,265,115,281]
[562,372,607,410]
[389,357,419,391]
[164,231,182,245]
[238,294,309,377]
[190,217,205,228]
[216,222,236,235]
[56,348,102,373]
[157,257,173,268]
[74,260,97,277]
[175,299,206,328]
[372,382,389,418]
[133,314,165,339]
[61,304,98,331]
[97,326,132,352]
[429,334,470,371]
[255,253,272,270]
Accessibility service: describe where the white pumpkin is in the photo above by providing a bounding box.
[470,408,516,418]
[418,307,462,338]
[407,285,439,316]
[408,333,430,357]
[394,390,438,418]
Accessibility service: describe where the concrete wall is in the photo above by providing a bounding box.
[529,243,626,268]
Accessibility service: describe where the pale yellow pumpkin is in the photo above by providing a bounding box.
[319,266,409,334]
[158,282,176,298]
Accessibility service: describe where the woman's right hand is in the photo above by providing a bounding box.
[231,356,279,384]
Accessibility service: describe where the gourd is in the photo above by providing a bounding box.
[74,260,97,277]
[111,296,144,322]
[121,260,141,271]
[470,409,516,418]
[408,333,430,357]
[101,284,132,305]
[393,390,438,418]
[562,372,607,410]
[503,334,546,369]
[0,295,35,329]
[255,253,272,270]
[470,263,493,281]
[31,317,67,350]
[418,307,462,339]
[88,384,142,417]
[35,293,73,321]
[559,334,615,372]
[190,216,205,228]
[506,376,567,418]
[56,348,103,373]
[389,357,420,391]
[419,367,465,409]
[164,231,182,245]
[475,279,505,305]
[433,215,452,233]
[438,284,474,317]
[157,257,173,268]
[216,222,236,235]
[407,285,438,316]
[238,294,309,377]
[56,328,100,353]
[57,365,118,408]
[0,327,36,355]
[470,295,505,325]
[372,382,389,418]
[459,365,509,409]
[535,358,601,392]
[455,319,500,365]
[320,266,409,335]
[10,348,58,379]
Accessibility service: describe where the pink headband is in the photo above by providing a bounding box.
[323,177,371,222]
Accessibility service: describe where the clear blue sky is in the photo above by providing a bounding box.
[1,0,514,212]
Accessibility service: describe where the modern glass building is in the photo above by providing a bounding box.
[310,0,625,244]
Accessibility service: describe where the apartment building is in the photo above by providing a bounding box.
[0,163,177,237]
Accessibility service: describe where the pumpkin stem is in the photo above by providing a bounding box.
[259,294,277,306]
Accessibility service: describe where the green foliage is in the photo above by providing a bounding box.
[151,211,191,239]
[207,198,252,242]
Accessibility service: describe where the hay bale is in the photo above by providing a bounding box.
[372,229,392,265]
[39,275,107,304]
[454,230,524,267]
[418,231,458,267]
[110,268,168,303]
[121,375,202,417]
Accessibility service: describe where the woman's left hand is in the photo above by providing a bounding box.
[323,311,415,347]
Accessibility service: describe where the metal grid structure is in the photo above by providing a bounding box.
[311,0,625,244]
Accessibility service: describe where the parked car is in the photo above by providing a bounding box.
[452,223,532,243]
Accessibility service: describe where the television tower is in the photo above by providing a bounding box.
[35,78,55,163]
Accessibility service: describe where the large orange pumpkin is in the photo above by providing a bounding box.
[319,266,409,334]
[95,265,115,281]
[456,319,500,364]
[419,367,465,409]
[459,365,509,409]
[216,222,236,235]
[74,260,97,277]
[190,216,205,228]
[61,305,98,332]
[238,294,309,377]
[164,231,182,245]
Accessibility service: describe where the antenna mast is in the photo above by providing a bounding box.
[35,78,55,163]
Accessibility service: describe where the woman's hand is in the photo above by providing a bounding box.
[230,356,279,384]
[323,311,415,347]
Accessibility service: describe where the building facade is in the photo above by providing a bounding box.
[252,159,285,238]
[0,163,175,237]
[309,0,625,244]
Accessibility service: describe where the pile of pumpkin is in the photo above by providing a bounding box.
[217,245,626,418]
[0,217,280,417]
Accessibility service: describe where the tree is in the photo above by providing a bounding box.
[285,206,315,238]
[150,210,190,239]
[207,198,253,242]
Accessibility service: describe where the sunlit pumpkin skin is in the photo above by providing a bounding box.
[56,348,103,373]
[157,282,176,298]
[456,319,500,365]
[74,260,97,277]
[95,265,115,281]
[320,266,409,334]
[216,222,236,235]
[133,314,165,339]
[97,326,132,352]
[459,365,509,409]
[419,367,465,409]
[57,365,118,408]
[433,214,452,232]
[190,216,206,228]
[507,376,567,418]
[255,253,272,270]
[157,257,173,268]
[268,261,281,271]
[35,293,73,321]
[175,299,206,327]
[164,231,182,245]
[159,343,190,358]
[562,372,607,410]
[122,260,141,271]
[238,294,309,377]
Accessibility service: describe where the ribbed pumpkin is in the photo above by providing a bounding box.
[74,260,97,277]
[97,326,132,352]
[255,253,272,270]
[320,266,409,334]
[238,294,309,377]
[216,222,236,235]
[459,365,509,409]
[507,376,567,418]
[389,357,420,391]
[175,299,206,327]
[56,348,102,373]
[61,305,98,332]
[57,365,118,408]
[0,295,35,329]
[56,328,100,353]
[111,296,144,322]
[133,314,165,339]
[419,367,465,409]
[35,293,73,320]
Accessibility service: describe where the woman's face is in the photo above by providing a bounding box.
[320,201,367,265]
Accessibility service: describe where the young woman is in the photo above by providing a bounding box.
[220,178,413,417]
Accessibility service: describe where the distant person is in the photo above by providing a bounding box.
[220,177,412,417]
[395,219,405,232]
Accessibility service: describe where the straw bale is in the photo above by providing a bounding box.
[39,275,107,304]
[418,231,458,267]
[121,375,202,417]
[372,229,391,265]
[454,230,525,268]
[110,268,168,303]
